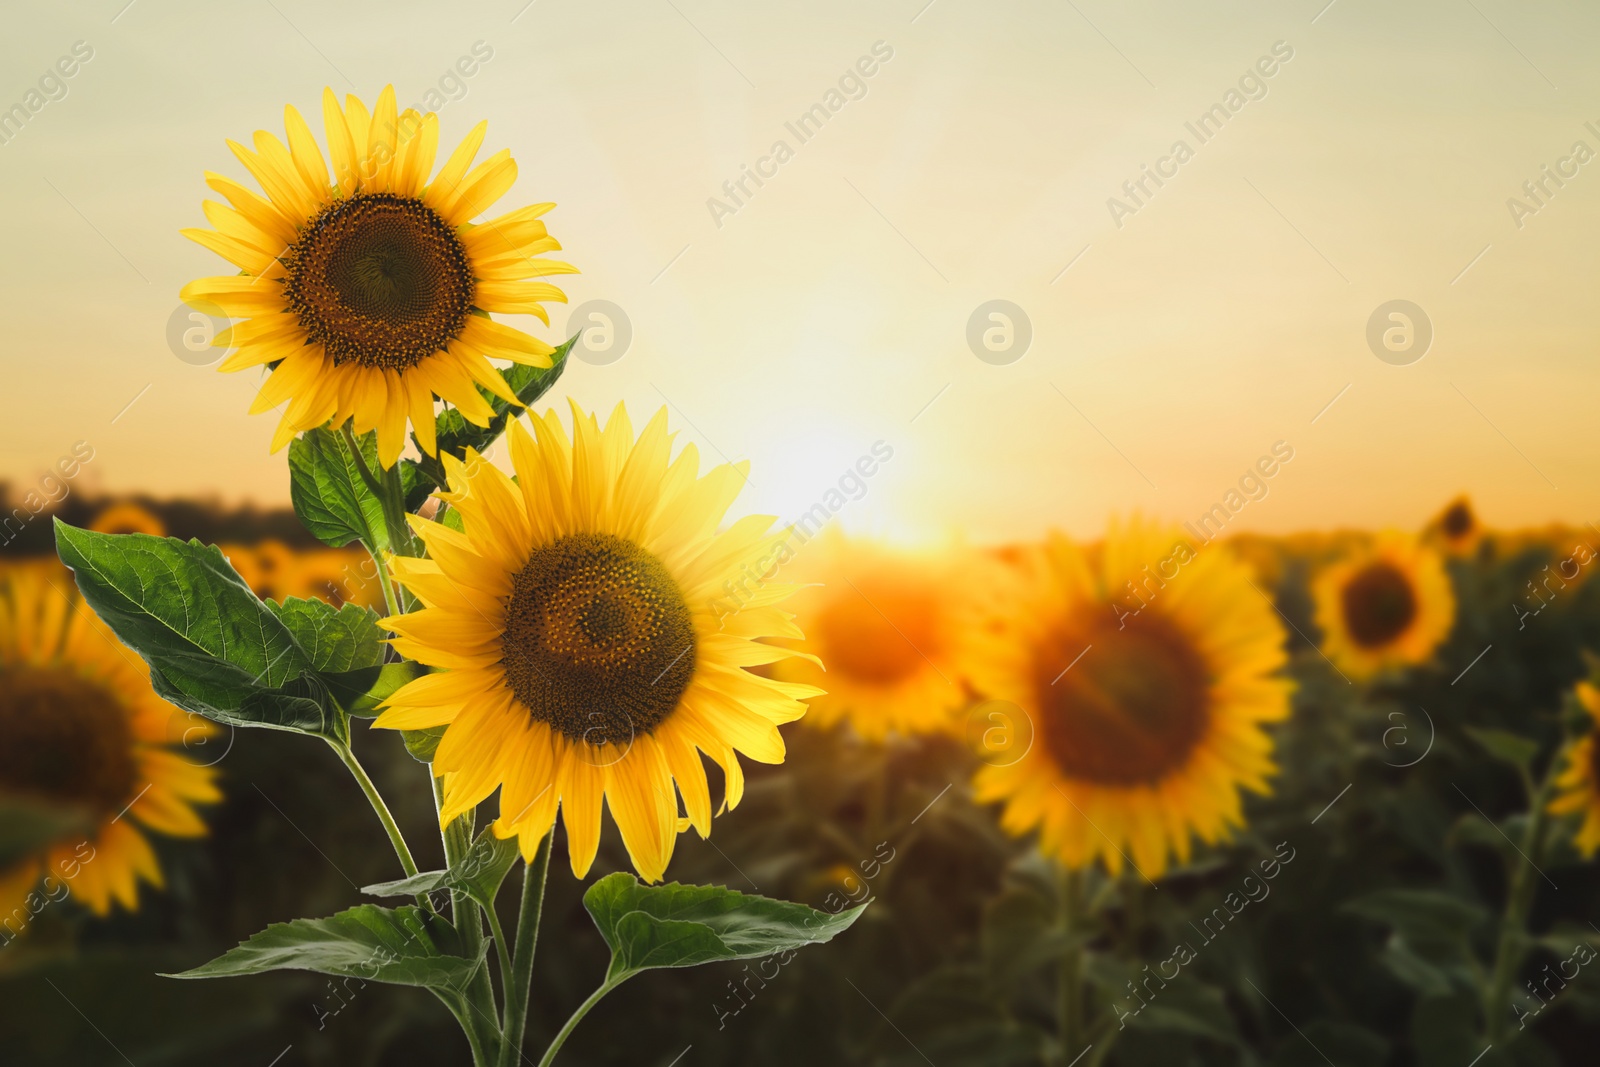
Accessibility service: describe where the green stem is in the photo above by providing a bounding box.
[370,545,402,619]
[500,832,554,1067]
[328,739,420,880]
[1484,766,1559,1043]
[486,906,515,997]
[433,777,500,1056]
[1059,865,1085,1066]
[445,998,493,1067]
[536,977,619,1067]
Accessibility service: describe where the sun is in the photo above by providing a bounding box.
[375,403,821,882]
[180,86,576,468]
[962,518,1292,880]
[769,533,978,742]
[1312,532,1455,680]
[0,566,221,925]
[1549,681,1600,857]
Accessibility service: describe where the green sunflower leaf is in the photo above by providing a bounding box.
[162,903,487,992]
[583,873,868,984]
[346,660,426,718]
[1463,727,1540,773]
[363,828,522,912]
[52,523,362,740]
[402,725,448,763]
[288,425,390,552]
[403,335,575,509]
[268,597,385,673]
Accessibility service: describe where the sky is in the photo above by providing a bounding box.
[2,0,1598,546]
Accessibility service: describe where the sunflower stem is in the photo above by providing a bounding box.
[500,832,554,1067]
[1058,865,1086,1066]
[431,777,502,1061]
[328,738,432,911]
[1483,759,1558,1043]
[330,739,420,877]
[370,548,403,619]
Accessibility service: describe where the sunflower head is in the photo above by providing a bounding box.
[1432,496,1480,555]
[89,502,165,537]
[181,86,577,468]
[1313,533,1455,680]
[963,518,1292,880]
[769,534,981,743]
[0,567,221,922]
[376,403,821,883]
[1548,682,1600,857]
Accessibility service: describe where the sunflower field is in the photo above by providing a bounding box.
[2,38,1598,1067]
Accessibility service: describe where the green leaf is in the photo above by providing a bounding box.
[1465,727,1540,773]
[0,797,94,868]
[363,829,521,912]
[288,426,390,551]
[54,523,343,738]
[583,872,867,984]
[404,336,574,507]
[268,597,384,673]
[53,523,383,741]
[1342,888,1488,943]
[402,725,448,763]
[164,904,486,992]
[1343,888,1487,984]
[267,597,387,712]
[346,660,426,718]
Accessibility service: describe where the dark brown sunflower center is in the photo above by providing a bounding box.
[1341,562,1417,648]
[0,667,139,816]
[1035,615,1211,786]
[816,583,940,686]
[501,532,697,746]
[282,192,475,371]
[1442,502,1474,540]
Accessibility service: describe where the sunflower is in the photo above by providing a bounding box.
[1432,495,1480,556]
[180,86,576,468]
[89,502,165,537]
[1549,682,1600,857]
[769,534,975,742]
[963,518,1291,879]
[0,568,221,926]
[1312,532,1455,680]
[376,403,821,882]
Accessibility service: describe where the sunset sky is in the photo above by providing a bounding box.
[3,0,1597,545]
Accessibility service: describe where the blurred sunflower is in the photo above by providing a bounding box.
[180,86,576,468]
[0,569,221,922]
[1432,495,1480,556]
[88,502,165,537]
[1548,681,1600,856]
[771,535,975,742]
[964,518,1292,879]
[377,403,821,882]
[1313,532,1455,680]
